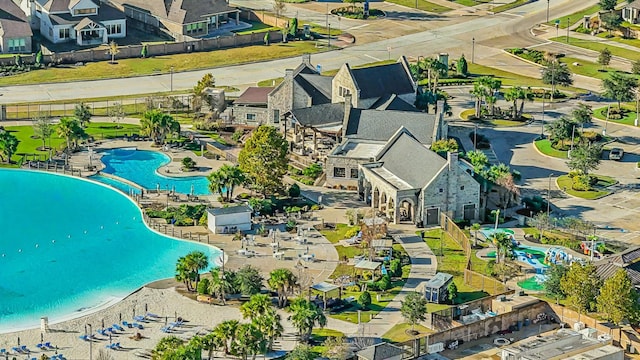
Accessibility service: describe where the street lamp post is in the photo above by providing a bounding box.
[474,123,478,151]
[546,0,550,23]
[635,89,639,127]
[472,37,475,64]
[328,23,331,47]
[170,66,174,92]
[88,324,93,360]
[547,173,555,218]
[540,90,545,139]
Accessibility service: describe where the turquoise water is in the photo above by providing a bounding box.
[0,169,220,332]
[99,148,211,195]
[89,174,141,195]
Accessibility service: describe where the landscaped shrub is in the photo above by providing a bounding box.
[572,174,592,191]
[248,198,275,215]
[390,259,402,277]
[198,212,207,226]
[286,219,297,232]
[358,291,372,309]
[303,163,323,179]
[146,204,207,226]
[288,183,301,198]
[344,227,361,239]
[197,278,210,294]
[182,157,196,170]
[376,275,392,291]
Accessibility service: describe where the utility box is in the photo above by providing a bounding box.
[438,53,449,78]
[203,88,226,113]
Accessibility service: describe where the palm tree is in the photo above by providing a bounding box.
[230,323,267,360]
[175,256,194,291]
[220,164,246,201]
[268,268,298,308]
[185,251,209,292]
[200,332,223,360]
[470,223,481,247]
[419,57,447,93]
[56,117,84,164]
[0,131,19,164]
[240,294,272,318]
[470,82,487,118]
[504,86,522,120]
[491,232,513,264]
[140,109,180,145]
[518,88,534,118]
[253,309,283,352]
[209,268,234,305]
[213,319,239,355]
[235,265,263,295]
[288,298,327,342]
[208,170,228,197]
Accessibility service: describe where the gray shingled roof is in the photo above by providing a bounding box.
[289,103,344,127]
[0,0,32,38]
[357,342,404,360]
[627,0,640,9]
[425,272,453,289]
[595,247,640,286]
[345,109,437,145]
[373,129,447,189]
[117,0,237,24]
[351,62,414,100]
[295,73,331,105]
[48,2,125,26]
[208,205,252,216]
[370,94,418,112]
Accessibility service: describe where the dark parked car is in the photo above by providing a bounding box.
[610,148,624,161]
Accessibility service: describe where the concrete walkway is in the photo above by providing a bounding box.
[345,227,438,337]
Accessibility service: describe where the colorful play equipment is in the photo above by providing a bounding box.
[580,240,604,260]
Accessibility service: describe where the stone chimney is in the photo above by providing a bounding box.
[435,99,447,140]
[447,151,458,171]
[342,94,352,139]
[284,69,294,80]
[302,54,311,67]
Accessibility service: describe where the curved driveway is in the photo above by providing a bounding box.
[0,0,599,104]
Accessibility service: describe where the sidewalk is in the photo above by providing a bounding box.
[345,226,438,337]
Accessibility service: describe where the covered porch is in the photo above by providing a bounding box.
[359,175,419,225]
[75,19,107,46]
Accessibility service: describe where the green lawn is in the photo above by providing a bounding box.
[385,0,452,13]
[382,323,433,343]
[330,279,406,323]
[319,224,360,244]
[534,139,569,159]
[491,0,530,13]
[557,57,636,81]
[595,32,640,49]
[594,104,639,126]
[547,0,625,28]
[557,174,614,199]
[257,77,284,87]
[467,63,584,92]
[0,42,326,86]
[488,119,527,127]
[5,122,141,162]
[422,229,488,304]
[233,21,280,35]
[321,60,396,77]
[551,37,640,62]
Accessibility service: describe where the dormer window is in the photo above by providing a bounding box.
[74,8,96,15]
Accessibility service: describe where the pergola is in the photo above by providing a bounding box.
[309,282,342,310]
[355,260,382,273]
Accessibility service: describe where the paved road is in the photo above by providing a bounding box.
[0,0,595,104]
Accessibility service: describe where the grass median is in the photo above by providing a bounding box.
[534,139,569,159]
[557,174,615,200]
[551,36,640,62]
[385,0,452,13]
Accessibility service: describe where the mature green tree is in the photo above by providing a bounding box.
[185,251,209,292]
[603,72,638,109]
[238,125,288,195]
[240,294,283,351]
[601,12,622,35]
[357,291,372,309]
[200,332,223,360]
[572,103,593,125]
[560,262,601,314]
[33,115,53,150]
[597,47,612,69]
[322,337,351,360]
[220,164,245,201]
[597,268,639,325]
[546,116,578,142]
[504,86,523,120]
[230,323,267,360]
[289,298,327,342]
[470,223,482,247]
[74,102,92,128]
[212,319,239,355]
[193,73,215,112]
[418,57,448,93]
[490,231,514,264]
[401,292,427,331]
[208,169,227,198]
[456,54,468,76]
[153,336,185,359]
[235,265,263,295]
[286,345,315,360]
[140,110,180,145]
[447,282,458,304]
[471,76,502,117]
[56,117,86,163]
[542,61,573,97]
[470,81,488,118]
[543,264,568,301]
[175,256,196,291]
[567,142,602,175]
[288,18,298,37]
[599,0,616,10]
[268,268,298,308]
[430,138,458,153]
[209,268,235,305]
[0,131,19,164]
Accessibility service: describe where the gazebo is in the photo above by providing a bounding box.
[309,282,341,310]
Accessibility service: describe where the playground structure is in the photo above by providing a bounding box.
[580,240,604,260]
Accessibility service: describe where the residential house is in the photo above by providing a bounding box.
[112,0,240,40]
[34,0,126,45]
[358,127,480,225]
[595,246,640,290]
[325,96,444,188]
[231,86,273,126]
[623,0,640,24]
[267,55,417,125]
[0,0,32,53]
[356,342,404,360]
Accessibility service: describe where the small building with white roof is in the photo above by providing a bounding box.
[207,205,252,234]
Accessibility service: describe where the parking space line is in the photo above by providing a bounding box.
[364,54,382,62]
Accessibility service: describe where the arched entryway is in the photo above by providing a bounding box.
[399,199,415,223]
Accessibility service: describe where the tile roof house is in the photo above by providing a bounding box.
[231,86,273,126]
[0,0,32,53]
[111,0,240,40]
[358,127,480,225]
[595,247,640,288]
[623,0,640,24]
[33,0,126,45]
[356,342,404,360]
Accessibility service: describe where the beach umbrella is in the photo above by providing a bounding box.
[145,303,148,313]
[101,319,105,329]
[17,337,19,346]
[40,333,43,343]
[133,308,135,318]
[119,313,122,323]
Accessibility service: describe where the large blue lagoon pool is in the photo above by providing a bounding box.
[0,169,220,332]
[99,148,211,195]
